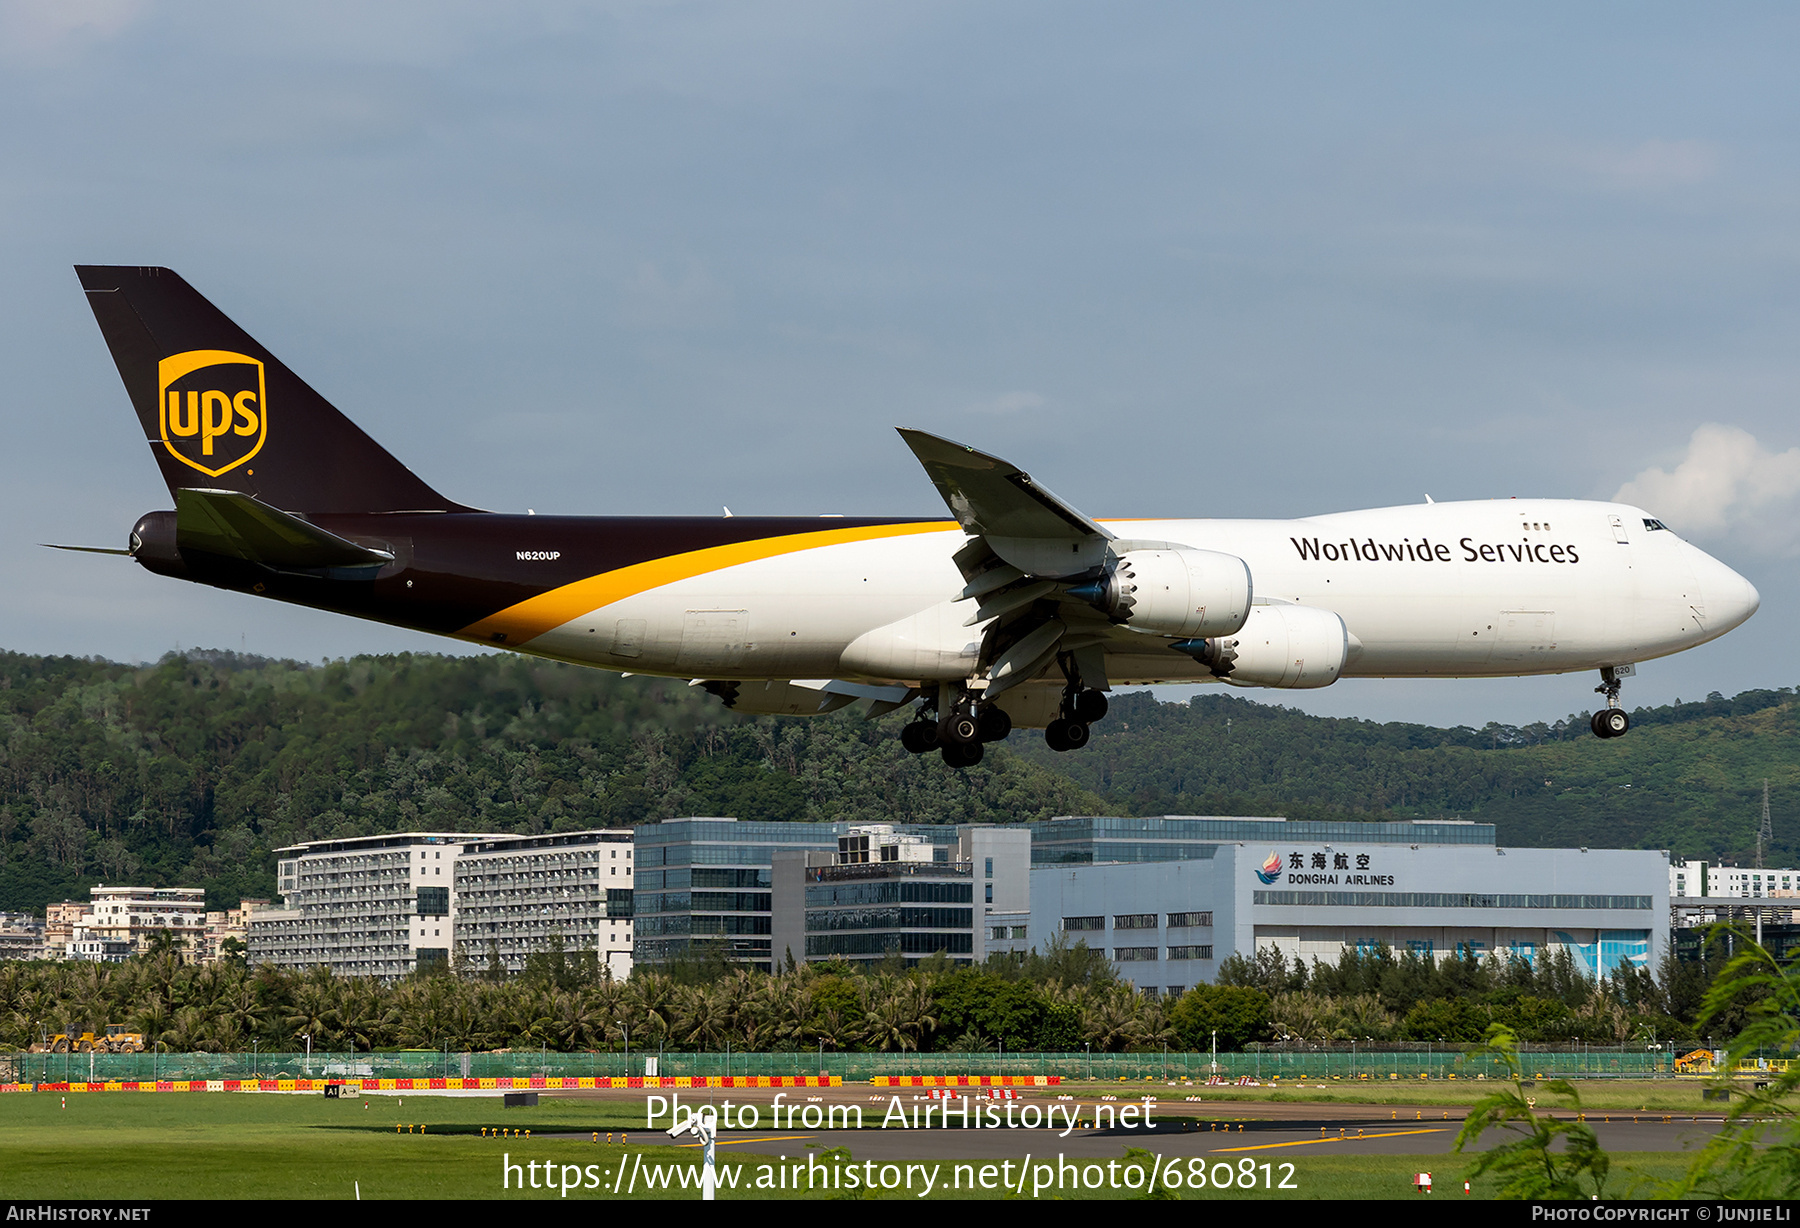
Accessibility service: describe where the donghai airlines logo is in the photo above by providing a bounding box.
[1255,850,1284,885]
[157,349,267,477]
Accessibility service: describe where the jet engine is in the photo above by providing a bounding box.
[1071,548,1252,639]
[1175,601,1348,689]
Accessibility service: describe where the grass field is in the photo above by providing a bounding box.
[0,1087,1714,1200]
[1148,1076,1744,1113]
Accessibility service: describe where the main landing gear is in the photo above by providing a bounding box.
[1590,665,1631,739]
[1045,659,1109,753]
[898,662,1114,766]
[899,686,1014,768]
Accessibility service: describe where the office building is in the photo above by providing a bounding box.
[1027,817,1668,994]
[769,824,1029,969]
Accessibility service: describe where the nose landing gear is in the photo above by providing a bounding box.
[1590,666,1632,739]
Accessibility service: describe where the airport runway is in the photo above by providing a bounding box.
[545,1087,1726,1159]
[676,1117,1720,1160]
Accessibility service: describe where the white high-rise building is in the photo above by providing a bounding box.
[454,830,634,981]
[1671,859,1800,899]
[249,829,633,981]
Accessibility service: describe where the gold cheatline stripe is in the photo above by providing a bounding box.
[458,521,953,646]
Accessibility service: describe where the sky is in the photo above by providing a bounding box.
[3,1,1798,729]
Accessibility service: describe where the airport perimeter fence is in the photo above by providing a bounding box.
[2,1045,1710,1084]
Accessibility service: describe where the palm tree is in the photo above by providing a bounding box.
[545,989,603,1051]
[860,978,936,1052]
[623,973,676,1044]
[1083,985,1146,1053]
[1338,993,1396,1042]
[285,978,335,1050]
[129,997,171,1051]
[332,981,398,1052]
[675,984,728,1050]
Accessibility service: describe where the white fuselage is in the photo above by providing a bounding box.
[517,498,1758,690]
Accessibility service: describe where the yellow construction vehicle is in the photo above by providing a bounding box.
[102,1024,144,1053]
[27,1026,142,1055]
[1674,1048,1714,1074]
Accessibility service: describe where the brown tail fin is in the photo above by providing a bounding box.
[76,265,469,514]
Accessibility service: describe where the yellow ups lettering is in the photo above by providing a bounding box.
[168,390,200,437]
[202,389,232,455]
[156,349,267,477]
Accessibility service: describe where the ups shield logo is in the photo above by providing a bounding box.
[157,349,267,477]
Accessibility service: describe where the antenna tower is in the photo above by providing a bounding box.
[1757,779,1773,869]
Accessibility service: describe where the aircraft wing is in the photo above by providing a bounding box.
[899,428,1137,696]
[897,428,1112,577]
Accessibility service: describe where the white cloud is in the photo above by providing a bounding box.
[1581,139,1722,190]
[0,0,145,59]
[967,390,1045,415]
[1614,424,1800,555]
[1513,137,1725,194]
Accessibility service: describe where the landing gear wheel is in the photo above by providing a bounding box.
[900,721,939,754]
[1591,666,1630,738]
[941,742,985,768]
[1045,718,1090,752]
[1592,709,1629,739]
[978,706,1012,742]
[1072,690,1109,723]
[942,711,982,745]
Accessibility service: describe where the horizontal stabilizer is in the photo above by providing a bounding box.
[41,543,131,556]
[175,488,394,570]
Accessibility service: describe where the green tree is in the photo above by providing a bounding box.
[1454,1024,1611,1200]
[1168,985,1270,1051]
[141,929,184,963]
[1672,932,1800,1198]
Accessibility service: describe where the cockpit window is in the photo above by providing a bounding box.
[1643,518,1668,532]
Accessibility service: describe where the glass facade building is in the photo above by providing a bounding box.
[1027,815,1497,866]
[801,861,976,963]
[632,818,848,969]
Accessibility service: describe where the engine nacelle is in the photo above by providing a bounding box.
[129,510,187,580]
[1178,602,1348,689]
[1078,548,1252,639]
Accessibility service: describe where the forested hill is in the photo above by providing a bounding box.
[1017,686,1800,864]
[0,648,1792,914]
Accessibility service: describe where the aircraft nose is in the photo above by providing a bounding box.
[1693,549,1760,633]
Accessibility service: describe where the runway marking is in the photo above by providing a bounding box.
[679,1134,817,1148]
[1211,1127,1447,1152]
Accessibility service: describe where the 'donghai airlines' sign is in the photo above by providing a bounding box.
[1255,848,1396,888]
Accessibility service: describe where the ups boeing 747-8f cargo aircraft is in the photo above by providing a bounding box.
[65,266,1760,766]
